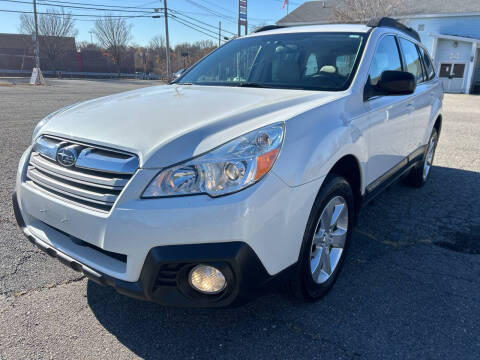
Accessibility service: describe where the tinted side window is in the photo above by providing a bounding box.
[368,35,402,86]
[398,38,424,83]
[419,47,435,80]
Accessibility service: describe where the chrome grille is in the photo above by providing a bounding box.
[26,136,139,211]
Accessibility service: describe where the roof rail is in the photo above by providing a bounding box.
[252,25,286,33]
[367,17,421,42]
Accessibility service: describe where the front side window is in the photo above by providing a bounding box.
[368,35,402,86]
[419,47,435,81]
[398,37,424,83]
[177,32,367,91]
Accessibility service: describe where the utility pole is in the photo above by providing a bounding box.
[164,0,171,81]
[30,0,45,85]
[218,21,221,47]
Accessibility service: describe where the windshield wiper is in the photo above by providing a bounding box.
[236,82,269,88]
[236,82,312,90]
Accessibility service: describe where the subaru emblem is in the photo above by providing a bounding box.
[56,145,79,167]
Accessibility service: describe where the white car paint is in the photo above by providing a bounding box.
[15,24,443,288]
[37,85,345,170]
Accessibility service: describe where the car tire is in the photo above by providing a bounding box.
[405,128,438,188]
[289,174,355,301]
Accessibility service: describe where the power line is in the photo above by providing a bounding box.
[0,8,155,17]
[182,0,236,24]
[2,0,249,41]
[170,8,236,36]
[0,0,153,13]
[195,0,236,17]
[38,0,158,10]
[170,12,227,39]
[37,1,155,13]
[177,0,270,33]
[169,13,219,39]
[72,14,162,22]
[137,0,159,7]
[0,0,155,13]
[169,13,224,42]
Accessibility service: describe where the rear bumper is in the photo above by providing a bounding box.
[13,192,277,307]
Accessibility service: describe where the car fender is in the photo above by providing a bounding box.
[272,98,368,192]
[423,82,443,145]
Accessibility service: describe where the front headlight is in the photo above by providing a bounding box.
[32,103,79,142]
[143,123,284,198]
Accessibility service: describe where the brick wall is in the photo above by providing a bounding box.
[0,33,135,74]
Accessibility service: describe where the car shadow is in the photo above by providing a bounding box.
[87,165,480,359]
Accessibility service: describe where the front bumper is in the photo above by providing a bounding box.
[13,192,276,307]
[14,145,323,307]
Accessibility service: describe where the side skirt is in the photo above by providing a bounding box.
[361,145,426,207]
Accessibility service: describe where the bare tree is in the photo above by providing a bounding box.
[332,0,406,23]
[149,35,166,51]
[77,41,100,51]
[146,36,167,75]
[93,15,132,75]
[19,8,77,71]
[171,40,216,73]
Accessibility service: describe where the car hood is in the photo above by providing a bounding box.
[39,84,345,168]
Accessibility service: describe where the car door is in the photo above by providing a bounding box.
[398,38,435,151]
[364,35,413,187]
[416,46,439,147]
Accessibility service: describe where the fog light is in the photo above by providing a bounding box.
[188,265,226,294]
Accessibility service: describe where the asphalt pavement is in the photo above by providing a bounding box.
[0,80,479,359]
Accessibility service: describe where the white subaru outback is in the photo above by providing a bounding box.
[13,18,443,307]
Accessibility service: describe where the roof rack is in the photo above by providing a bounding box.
[367,17,421,42]
[252,25,286,33]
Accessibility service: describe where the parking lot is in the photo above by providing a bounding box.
[0,80,479,359]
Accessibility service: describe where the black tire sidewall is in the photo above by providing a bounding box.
[422,128,438,183]
[297,175,355,300]
[404,127,439,188]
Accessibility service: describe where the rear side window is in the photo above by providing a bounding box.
[398,38,424,83]
[419,47,435,80]
[368,35,402,86]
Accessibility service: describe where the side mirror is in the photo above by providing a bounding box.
[174,69,185,79]
[377,70,416,95]
[365,70,416,100]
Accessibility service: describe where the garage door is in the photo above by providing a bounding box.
[474,49,480,94]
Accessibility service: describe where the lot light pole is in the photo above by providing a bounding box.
[31,0,45,85]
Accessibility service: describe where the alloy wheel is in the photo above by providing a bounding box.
[309,196,348,284]
[423,134,436,180]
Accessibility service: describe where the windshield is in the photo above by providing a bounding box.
[177,32,367,91]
